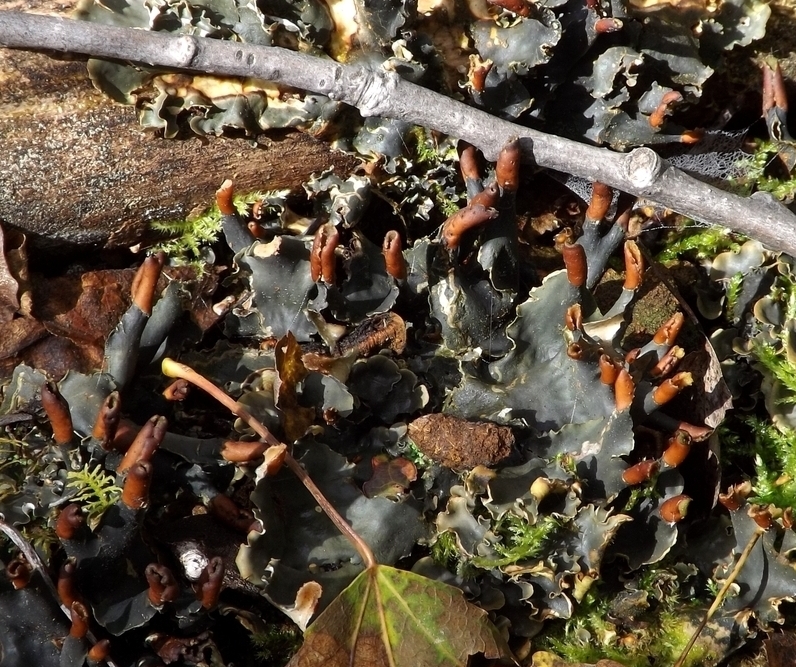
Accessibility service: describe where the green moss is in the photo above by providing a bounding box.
[409,126,447,167]
[744,417,796,509]
[0,432,58,559]
[539,566,718,667]
[430,530,460,571]
[717,420,743,459]
[741,257,796,409]
[715,415,796,509]
[150,191,282,269]
[653,608,719,667]
[734,140,796,200]
[66,464,122,529]
[250,623,302,666]
[402,440,433,469]
[472,514,561,569]
[753,342,796,401]
[716,417,749,463]
[725,272,745,320]
[621,484,655,513]
[19,521,59,562]
[0,434,42,501]
[656,223,744,263]
[408,127,462,217]
[767,268,796,322]
[539,587,627,665]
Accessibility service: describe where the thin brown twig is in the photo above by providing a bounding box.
[673,526,765,667]
[161,358,378,569]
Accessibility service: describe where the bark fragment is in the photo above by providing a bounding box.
[408,413,514,469]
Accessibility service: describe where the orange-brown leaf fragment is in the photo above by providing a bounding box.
[287,565,510,667]
[362,454,418,499]
[275,332,316,442]
[408,414,514,469]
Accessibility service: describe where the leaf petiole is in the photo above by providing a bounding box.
[161,357,378,569]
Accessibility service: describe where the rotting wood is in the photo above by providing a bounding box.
[0,4,358,249]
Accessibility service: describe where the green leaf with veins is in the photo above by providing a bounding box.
[287,565,510,667]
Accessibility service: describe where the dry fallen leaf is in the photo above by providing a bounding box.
[0,224,22,323]
[765,630,796,667]
[33,269,134,346]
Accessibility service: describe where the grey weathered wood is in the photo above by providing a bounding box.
[2,10,796,254]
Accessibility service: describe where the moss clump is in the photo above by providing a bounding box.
[748,262,796,405]
[150,191,277,268]
[472,514,561,570]
[402,439,433,469]
[250,623,302,666]
[539,579,719,667]
[621,483,658,514]
[754,343,796,400]
[716,414,796,509]
[724,272,745,320]
[66,464,122,529]
[734,139,796,201]
[743,417,796,508]
[656,223,744,263]
[0,433,42,501]
[430,530,461,572]
[408,126,462,217]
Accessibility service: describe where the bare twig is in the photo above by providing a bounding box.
[1,11,796,255]
[673,526,765,667]
[0,516,121,667]
[0,516,66,614]
[160,358,378,569]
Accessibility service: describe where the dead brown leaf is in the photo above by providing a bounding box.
[362,454,417,499]
[766,630,796,667]
[32,269,134,346]
[0,316,46,360]
[0,225,23,322]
